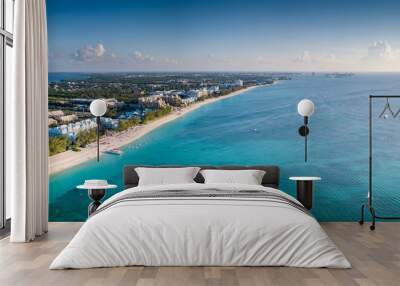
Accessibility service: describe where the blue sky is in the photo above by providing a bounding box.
[47,0,400,72]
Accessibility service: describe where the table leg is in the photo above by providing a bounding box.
[296,181,313,210]
[88,189,105,216]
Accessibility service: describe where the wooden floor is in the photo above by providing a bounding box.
[0,222,399,286]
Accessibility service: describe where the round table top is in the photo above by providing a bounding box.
[76,184,117,190]
[289,176,321,181]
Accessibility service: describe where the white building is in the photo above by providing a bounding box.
[185,90,200,98]
[181,97,197,105]
[100,117,119,129]
[49,118,98,140]
[59,114,78,124]
[48,118,57,127]
[48,110,64,118]
[138,95,167,109]
[104,98,124,108]
[235,79,244,87]
[207,86,219,94]
[198,88,208,97]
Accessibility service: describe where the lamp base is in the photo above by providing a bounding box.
[298,125,309,136]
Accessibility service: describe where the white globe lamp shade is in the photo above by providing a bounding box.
[297,99,315,117]
[90,99,107,117]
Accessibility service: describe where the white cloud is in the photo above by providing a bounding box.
[206,53,232,65]
[164,57,180,65]
[367,41,399,62]
[256,56,265,64]
[325,53,336,63]
[292,51,338,67]
[358,41,400,71]
[73,43,107,62]
[293,51,313,64]
[133,51,155,62]
[95,44,106,57]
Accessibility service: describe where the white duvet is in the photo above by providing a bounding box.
[50,183,350,269]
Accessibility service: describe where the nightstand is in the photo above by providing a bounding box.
[77,180,117,216]
[289,177,321,210]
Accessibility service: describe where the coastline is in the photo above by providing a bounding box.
[49,84,264,175]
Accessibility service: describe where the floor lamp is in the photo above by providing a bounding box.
[89,99,107,162]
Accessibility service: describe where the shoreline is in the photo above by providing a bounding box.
[49,84,265,175]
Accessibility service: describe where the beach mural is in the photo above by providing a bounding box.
[47,0,400,221]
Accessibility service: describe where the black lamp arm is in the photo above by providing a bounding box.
[298,116,310,162]
[96,116,100,162]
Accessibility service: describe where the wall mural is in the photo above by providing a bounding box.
[47,0,400,222]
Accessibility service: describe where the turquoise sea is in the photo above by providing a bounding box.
[48,72,90,83]
[49,73,400,222]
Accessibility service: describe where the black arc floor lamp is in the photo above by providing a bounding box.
[89,99,107,162]
[297,99,315,162]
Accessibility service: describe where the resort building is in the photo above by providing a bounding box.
[59,114,78,124]
[223,80,244,89]
[208,85,220,94]
[48,110,65,119]
[104,98,125,109]
[100,117,119,129]
[164,95,183,107]
[138,95,167,109]
[185,90,200,99]
[48,118,57,127]
[118,111,142,120]
[235,79,244,87]
[198,88,208,97]
[48,118,98,140]
[181,97,197,105]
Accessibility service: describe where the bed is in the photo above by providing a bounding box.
[50,165,350,269]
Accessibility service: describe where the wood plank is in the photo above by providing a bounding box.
[0,222,399,286]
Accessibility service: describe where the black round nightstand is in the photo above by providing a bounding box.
[77,182,117,216]
[289,177,321,210]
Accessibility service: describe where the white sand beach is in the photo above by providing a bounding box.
[49,85,262,175]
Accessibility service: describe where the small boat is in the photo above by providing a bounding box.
[104,148,123,155]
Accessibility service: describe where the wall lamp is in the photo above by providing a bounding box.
[297,99,315,162]
[90,99,107,162]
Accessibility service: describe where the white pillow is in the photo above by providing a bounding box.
[135,167,200,186]
[200,169,266,185]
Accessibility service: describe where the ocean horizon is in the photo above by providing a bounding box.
[49,73,400,222]
[48,72,91,83]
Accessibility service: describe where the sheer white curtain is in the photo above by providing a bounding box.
[8,0,48,242]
